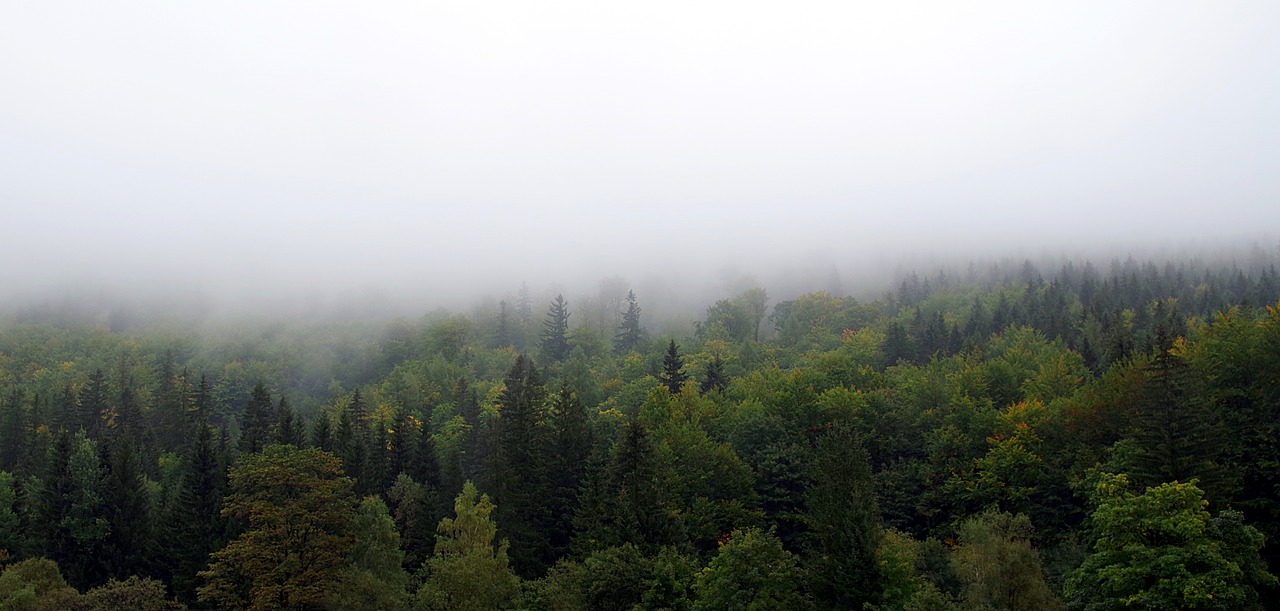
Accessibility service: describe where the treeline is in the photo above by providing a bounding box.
[0,254,1278,609]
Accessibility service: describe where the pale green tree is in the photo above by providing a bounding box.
[415,481,520,611]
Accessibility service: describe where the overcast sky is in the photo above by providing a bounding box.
[2,1,1278,306]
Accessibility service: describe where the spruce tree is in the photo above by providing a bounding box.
[804,422,882,610]
[492,354,553,578]
[100,437,151,581]
[701,356,728,394]
[273,397,305,447]
[0,389,27,473]
[658,340,688,394]
[614,289,643,353]
[78,370,108,436]
[238,383,273,455]
[547,381,592,558]
[541,294,571,362]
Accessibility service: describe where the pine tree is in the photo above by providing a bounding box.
[614,290,644,353]
[541,294,571,362]
[658,340,688,394]
[573,419,682,554]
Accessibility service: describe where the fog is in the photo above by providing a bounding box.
[2,1,1278,319]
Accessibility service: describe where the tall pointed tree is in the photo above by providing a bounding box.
[614,290,644,354]
[238,383,273,455]
[541,294,571,362]
[492,354,553,578]
[658,340,688,394]
[804,422,883,610]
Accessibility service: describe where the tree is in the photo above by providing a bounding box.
[0,557,81,610]
[327,496,409,611]
[952,511,1062,611]
[415,481,520,611]
[738,287,770,343]
[700,356,728,394]
[805,422,882,610]
[198,445,357,610]
[99,438,152,581]
[169,418,227,604]
[238,383,273,455]
[692,528,809,611]
[658,341,688,394]
[541,295,571,362]
[547,382,592,559]
[273,397,305,447]
[77,370,108,435]
[79,576,185,611]
[492,355,553,578]
[614,290,643,354]
[573,419,683,554]
[1064,473,1276,610]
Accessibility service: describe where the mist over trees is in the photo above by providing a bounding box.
[0,247,1278,608]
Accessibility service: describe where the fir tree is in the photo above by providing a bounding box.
[273,397,305,447]
[238,383,273,455]
[492,354,553,578]
[701,356,728,394]
[804,422,882,610]
[614,289,643,353]
[547,381,592,559]
[541,294,571,362]
[658,340,688,394]
[78,370,108,436]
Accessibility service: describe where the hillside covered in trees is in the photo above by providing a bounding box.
[1,252,1279,610]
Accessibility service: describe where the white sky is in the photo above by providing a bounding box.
[2,1,1278,302]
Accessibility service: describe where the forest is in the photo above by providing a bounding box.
[0,252,1278,610]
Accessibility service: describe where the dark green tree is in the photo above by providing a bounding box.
[541,294,571,362]
[658,341,688,394]
[238,383,273,455]
[573,419,682,555]
[701,356,728,394]
[273,397,305,447]
[100,437,152,581]
[492,354,553,578]
[614,290,643,354]
[77,370,108,436]
[804,422,882,610]
[547,382,593,559]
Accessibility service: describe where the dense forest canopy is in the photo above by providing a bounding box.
[0,249,1279,609]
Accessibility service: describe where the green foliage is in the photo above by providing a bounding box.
[541,295,571,362]
[78,576,185,611]
[198,445,356,610]
[1065,473,1276,610]
[415,481,520,611]
[327,496,409,611]
[0,557,80,611]
[692,528,809,611]
[804,422,882,610]
[952,511,1063,611]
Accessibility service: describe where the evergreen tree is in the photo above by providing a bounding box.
[804,422,882,610]
[541,294,571,362]
[573,419,682,554]
[311,413,334,453]
[100,437,152,581]
[153,350,188,453]
[238,383,273,455]
[273,397,305,447]
[701,356,728,394]
[387,473,439,570]
[547,382,592,559]
[1125,330,1231,498]
[658,340,688,394]
[495,299,512,349]
[492,354,553,578]
[0,389,27,473]
[78,370,108,435]
[614,289,643,353]
[189,374,212,424]
[169,418,227,604]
